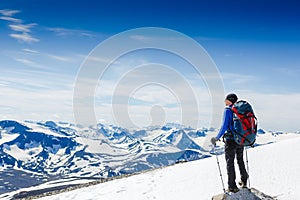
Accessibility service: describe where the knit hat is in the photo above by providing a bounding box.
[226,93,238,104]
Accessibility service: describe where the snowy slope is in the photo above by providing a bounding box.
[28,136,300,200]
[0,120,212,194]
[1,120,299,199]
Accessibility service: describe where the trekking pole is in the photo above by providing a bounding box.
[213,145,226,193]
[245,147,250,188]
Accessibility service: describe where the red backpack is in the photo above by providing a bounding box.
[231,100,258,146]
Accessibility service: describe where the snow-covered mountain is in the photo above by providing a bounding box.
[1,130,300,200]
[0,120,212,194]
[0,119,298,197]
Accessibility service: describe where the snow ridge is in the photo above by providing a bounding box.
[37,136,300,200]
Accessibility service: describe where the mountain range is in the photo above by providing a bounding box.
[0,120,296,195]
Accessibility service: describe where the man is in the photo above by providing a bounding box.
[211,93,248,193]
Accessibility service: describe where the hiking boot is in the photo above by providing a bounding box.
[238,180,247,188]
[227,187,239,193]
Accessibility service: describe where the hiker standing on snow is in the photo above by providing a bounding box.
[211,93,248,193]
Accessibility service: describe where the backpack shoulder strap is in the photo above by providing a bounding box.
[222,106,234,142]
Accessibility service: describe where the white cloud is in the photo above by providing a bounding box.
[0,9,22,23]
[9,23,37,32]
[1,69,74,90]
[80,55,121,64]
[6,48,80,72]
[0,69,73,122]
[0,9,20,16]
[0,85,74,123]
[130,35,155,43]
[92,63,300,131]
[14,58,45,69]
[90,62,216,128]
[47,27,95,38]
[71,54,223,128]
[47,54,72,62]
[0,81,74,122]
[129,34,193,43]
[0,8,39,43]
[8,24,39,43]
[21,48,77,63]
[221,72,259,84]
[14,58,36,65]
[10,32,39,43]
[22,48,39,54]
[234,90,300,132]
[0,16,22,23]
[0,69,74,122]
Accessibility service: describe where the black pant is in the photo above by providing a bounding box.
[225,140,248,188]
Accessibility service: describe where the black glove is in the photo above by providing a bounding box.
[211,137,218,146]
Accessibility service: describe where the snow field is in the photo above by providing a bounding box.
[40,136,300,200]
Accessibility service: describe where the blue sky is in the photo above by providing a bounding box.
[1,0,300,131]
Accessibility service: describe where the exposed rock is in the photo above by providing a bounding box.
[212,188,276,200]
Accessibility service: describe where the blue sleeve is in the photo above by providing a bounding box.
[216,108,231,140]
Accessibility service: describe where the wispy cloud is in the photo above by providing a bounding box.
[14,58,36,65]
[9,23,37,32]
[77,54,121,65]
[221,72,259,85]
[88,59,216,128]
[8,23,39,43]
[0,9,20,16]
[130,35,155,43]
[0,9,21,23]
[0,9,39,43]
[10,32,39,43]
[46,54,72,62]
[22,48,39,54]
[5,48,79,72]
[1,69,73,91]
[0,69,74,122]
[13,57,50,70]
[21,48,74,62]
[0,16,22,23]
[47,27,95,38]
